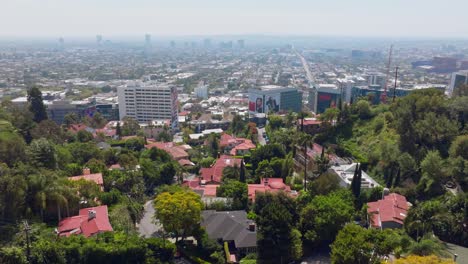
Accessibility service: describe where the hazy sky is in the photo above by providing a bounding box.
[1,0,467,38]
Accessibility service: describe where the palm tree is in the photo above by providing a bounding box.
[223,165,241,181]
[297,133,313,190]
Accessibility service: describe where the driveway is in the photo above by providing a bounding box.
[257,127,266,146]
[138,200,163,238]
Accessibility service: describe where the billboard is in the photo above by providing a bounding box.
[249,90,281,114]
[317,92,338,113]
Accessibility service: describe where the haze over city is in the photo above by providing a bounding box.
[2,0,468,38]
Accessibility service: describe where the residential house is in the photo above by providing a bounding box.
[57,205,113,237]
[247,178,298,201]
[200,155,242,184]
[367,193,411,229]
[145,140,194,167]
[297,118,323,135]
[294,143,348,173]
[202,210,257,261]
[329,163,380,189]
[68,168,104,191]
[184,177,297,202]
[219,133,256,156]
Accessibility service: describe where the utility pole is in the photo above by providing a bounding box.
[23,220,31,263]
[392,66,399,103]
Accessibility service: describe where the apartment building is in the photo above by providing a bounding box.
[117,81,178,128]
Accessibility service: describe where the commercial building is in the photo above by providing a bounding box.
[194,83,208,99]
[449,71,468,96]
[308,84,341,114]
[47,100,95,124]
[248,85,302,115]
[117,81,178,128]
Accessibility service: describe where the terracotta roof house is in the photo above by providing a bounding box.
[220,133,256,156]
[202,210,257,258]
[183,180,220,197]
[200,155,242,184]
[367,193,411,229]
[57,205,113,237]
[297,118,323,135]
[145,141,190,161]
[69,123,90,133]
[247,178,297,201]
[68,168,104,191]
[184,177,297,202]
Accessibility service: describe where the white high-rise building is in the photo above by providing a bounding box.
[449,71,468,96]
[194,84,208,99]
[117,82,178,128]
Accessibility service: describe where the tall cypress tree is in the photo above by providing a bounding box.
[116,122,122,138]
[240,159,246,183]
[350,163,360,198]
[356,164,362,198]
[27,87,48,123]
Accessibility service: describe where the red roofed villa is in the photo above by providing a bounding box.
[220,133,256,156]
[68,168,104,191]
[200,155,242,184]
[184,177,297,202]
[367,193,411,229]
[248,178,297,201]
[145,141,191,164]
[57,205,113,237]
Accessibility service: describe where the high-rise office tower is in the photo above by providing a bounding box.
[170,40,176,48]
[58,37,64,50]
[145,34,151,46]
[449,70,468,96]
[117,81,178,128]
[237,39,245,49]
[203,38,211,48]
[96,35,103,45]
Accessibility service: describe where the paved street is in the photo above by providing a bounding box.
[257,127,266,146]
[138,200,162,238]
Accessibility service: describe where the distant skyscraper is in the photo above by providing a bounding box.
[203,38,211,48]
[144,34,152,54]
[145,34,151,46]
[170,41,176,48]
[96,35,102,45]
[237,39,245,49]
[58,37,64,50]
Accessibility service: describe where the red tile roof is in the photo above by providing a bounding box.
[145,141,189,160]
[200,155,242,183]
[229,140,256,155]
[247,178,296,201]
[367,193,409,228]
[69,124,88,133]
[178,159,195,167]
[94,128,116,137]
[108,164,122,170]
[57,205,113,237]
[185,178,297,201]
[69,173,104,186]
[298,118,322,126]
[182,180,219,197]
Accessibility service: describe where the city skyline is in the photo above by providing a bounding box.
[2,0,468,38]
